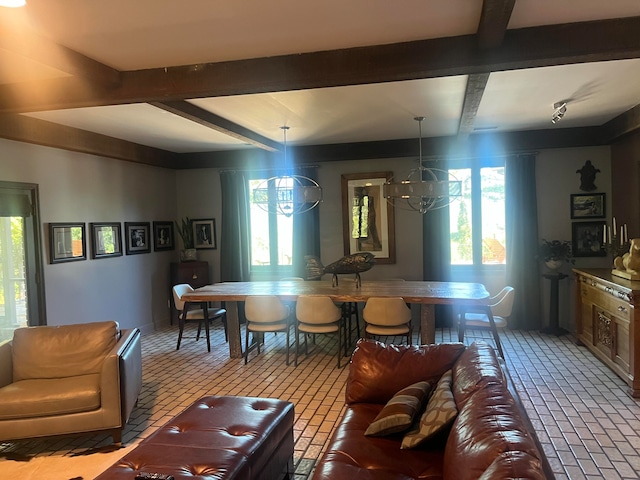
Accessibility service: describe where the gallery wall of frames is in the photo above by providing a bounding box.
[47,219,216,264]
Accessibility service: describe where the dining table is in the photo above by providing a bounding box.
[181,279,490,359]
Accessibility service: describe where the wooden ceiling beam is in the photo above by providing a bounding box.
[0,24,121,88]
[601,104,640,143]
[151,100,280,152]
[0,17,638,114]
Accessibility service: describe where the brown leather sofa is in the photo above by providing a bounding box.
[312,339,554,480]
[0,321,142,444]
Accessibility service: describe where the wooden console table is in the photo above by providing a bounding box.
[574,268,640,397]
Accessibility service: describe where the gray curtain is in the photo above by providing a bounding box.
[505,154,542,329]
[219,170,251,282]
[292,166,321,279]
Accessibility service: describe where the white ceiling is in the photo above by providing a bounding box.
[1,0,640,155]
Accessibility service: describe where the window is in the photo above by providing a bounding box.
[248,178,293,275]
[449,159,506,266]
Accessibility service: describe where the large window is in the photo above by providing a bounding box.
[449,159,506,266]
[248,178,293,275]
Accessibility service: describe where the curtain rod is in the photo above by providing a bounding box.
[220,165,321,174]
[421,150,539,162]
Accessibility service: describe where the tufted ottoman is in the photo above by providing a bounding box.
[96,396,295,480]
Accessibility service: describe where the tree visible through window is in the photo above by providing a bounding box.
[449,162,506,266]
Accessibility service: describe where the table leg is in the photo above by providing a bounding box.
[420,304,435,344]
[225,301,243,358]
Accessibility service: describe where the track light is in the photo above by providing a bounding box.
[551,101,567,124]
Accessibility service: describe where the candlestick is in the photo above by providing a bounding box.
[613,217,617,233]
[603,224,607,243]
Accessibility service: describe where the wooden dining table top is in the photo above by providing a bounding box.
[182,279,490,305]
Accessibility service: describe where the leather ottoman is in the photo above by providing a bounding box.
[96,396,295,480]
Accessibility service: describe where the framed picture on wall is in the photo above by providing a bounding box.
[341,172,396,264]
[124,222,151,255]
[572,221,606,257]
[49,222,86,263]
[153,221,175,251]
[570,193,605,219]
[192,218,217,249]
[90,222,122,259]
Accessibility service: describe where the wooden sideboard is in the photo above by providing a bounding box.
[574,268,640,397]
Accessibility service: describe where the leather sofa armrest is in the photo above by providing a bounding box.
[99,328,142,429]
[0,341,12,388]
[117,328,142,425]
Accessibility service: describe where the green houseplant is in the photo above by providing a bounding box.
[538,239,573,270]
[175,217,196,261]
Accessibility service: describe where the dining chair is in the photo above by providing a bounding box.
[295,295,345,368]
[362,297,413,345]
[172,284,227,352]
[244,295,292,365]
[457,286,515,359]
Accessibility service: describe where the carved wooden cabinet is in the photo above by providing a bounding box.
[169,261,209,324]
[574,268,640,397]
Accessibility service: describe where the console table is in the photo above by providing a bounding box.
[574,268,640,397]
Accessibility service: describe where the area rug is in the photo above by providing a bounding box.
[0,442,138,480]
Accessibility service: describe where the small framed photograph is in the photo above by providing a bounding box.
[572,221,607,257]
[49,223,86,264]
[90,222,122,259]
[153,221,175,251]
[124,222,151,255]
[192,218,217,249]
[570,193,606,219]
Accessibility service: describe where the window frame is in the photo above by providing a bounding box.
[448,156,506,270]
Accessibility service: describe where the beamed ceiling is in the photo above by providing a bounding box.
[0,0,639,169]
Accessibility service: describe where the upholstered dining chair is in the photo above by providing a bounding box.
[244,295,292,365]
[362,297,413,345]
[295,295,345,368]
[457,286,515,359]
[172,284,227,352]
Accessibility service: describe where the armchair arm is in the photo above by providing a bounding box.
[0,341,12,388]
[99,328,142,429]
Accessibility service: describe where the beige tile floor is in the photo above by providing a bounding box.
[3,320,640,479]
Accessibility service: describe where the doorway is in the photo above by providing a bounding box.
[0,181,46,341]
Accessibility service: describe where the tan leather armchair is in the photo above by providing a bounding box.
[0,321,142,445]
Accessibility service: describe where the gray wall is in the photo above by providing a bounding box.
[1,137,613,334]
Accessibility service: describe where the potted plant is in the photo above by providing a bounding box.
[175,217,196,261]
[538,239,573,271]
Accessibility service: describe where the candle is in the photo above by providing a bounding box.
[613,217,617,234]
[621,226,624,246]
[625,224,628,243]
[608,226,612,244]
[603,224,607,243]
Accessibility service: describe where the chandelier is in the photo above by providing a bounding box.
[383,117,462,214]
[252,126,322,217]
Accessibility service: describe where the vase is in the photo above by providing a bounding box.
[180,248,197,262]
[544,259,563,271]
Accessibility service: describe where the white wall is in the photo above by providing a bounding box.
[536,146,612,331]
[1,139,177,332]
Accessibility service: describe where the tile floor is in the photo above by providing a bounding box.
[3,321,640,479]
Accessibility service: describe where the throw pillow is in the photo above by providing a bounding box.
[401,369,457,449]
[364,380,432,436]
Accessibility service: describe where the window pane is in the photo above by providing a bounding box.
[277,213,293,266]
[449,168,472,265]
[480,167,506,264]
[249,179,271,266]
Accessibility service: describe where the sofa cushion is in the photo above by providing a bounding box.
[0,374,101,420]
[443,380,544,479]
[12,321,118,381]
[401,370,457,449]
[451,342,505,410]
[365,380,432,437]
[347,339,465,405]
[312,403,446,480]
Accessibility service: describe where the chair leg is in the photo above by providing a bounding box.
[294,323,300,367]
[176,314,185,350]
[486,311,505,359]
[285,326,290,366]
[244,325,250,364]
[458,309,467,344]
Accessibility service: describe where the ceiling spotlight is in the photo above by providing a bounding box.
[551,101,567,124]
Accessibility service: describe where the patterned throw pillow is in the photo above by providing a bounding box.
[401,369,457,449]
[364,381,432,436]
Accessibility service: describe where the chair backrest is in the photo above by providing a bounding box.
[172,283,194,311]
[245,295,290,323]
[363,297,412,327]
[296,295,342,325]
[490,286,515,318]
